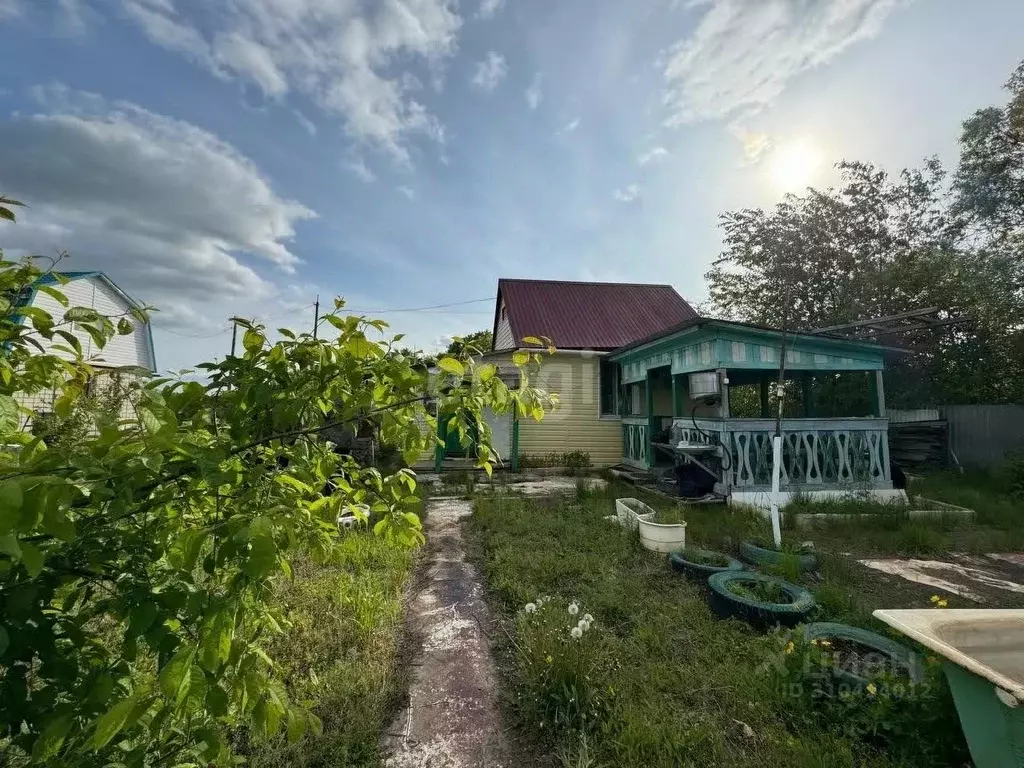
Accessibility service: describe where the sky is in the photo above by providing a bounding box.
[0,0,1022,372]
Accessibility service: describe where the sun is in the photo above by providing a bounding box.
[767,140,823,193]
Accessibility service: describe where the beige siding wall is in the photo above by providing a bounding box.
[499,351,621,467]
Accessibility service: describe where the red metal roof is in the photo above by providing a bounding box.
[493,278,697,351]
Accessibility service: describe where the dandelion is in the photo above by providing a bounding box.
[583,613,593,623]
[785,641,795,655]
[930,594,948,607]
[866,682,877,696]
[577,619,591,632]
[568,602,580,616]
[570,626,583,639]
[820,640,832,648]
[545,655,553,664]
[524,602,537,613]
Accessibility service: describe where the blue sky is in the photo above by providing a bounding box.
[1,0,1022,371]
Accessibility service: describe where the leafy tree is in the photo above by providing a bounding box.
[0,243,554,765]
[445,330,493,358]
[706,59,1024,406]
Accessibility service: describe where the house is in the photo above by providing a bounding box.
[15,271,156,420]
[435,278,697,469]
[432,278,903,507]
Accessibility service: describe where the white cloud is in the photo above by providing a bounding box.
[662,0,904,125]
[470,51,508,92]
[613,184,641,202]
[114,0,462,162]
[476,0,505,19]
[558,117,581,136]
[638,146,669,165]
[526,72,543,110]
[293,109,317,135]
[0,0,23,20]
[346,156,376,182]
[397,185,416,199]
[0,85,315,341]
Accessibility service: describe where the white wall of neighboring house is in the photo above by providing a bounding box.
[29,276,155,370]
[16,274,156,428]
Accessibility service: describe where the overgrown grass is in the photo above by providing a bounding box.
[236,529,415,767]
[466,480,992,767]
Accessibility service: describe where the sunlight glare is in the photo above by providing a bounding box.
[768,140,823,193]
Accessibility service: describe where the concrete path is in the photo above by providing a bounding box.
[382,497,518,768]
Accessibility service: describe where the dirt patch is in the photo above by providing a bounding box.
[382,498,524,767]
[489,477,608,496]
[858,555,1024,604]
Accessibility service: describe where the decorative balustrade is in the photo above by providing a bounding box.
[670,417,891,491]
[622,416,649,469]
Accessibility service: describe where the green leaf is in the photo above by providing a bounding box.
[0,481,22,535]
[64,306,101,323]
[0,625,9,656]
[276,474,312,493]
[89,694,138,750]
[0,534,21,559]
[19,542,43,577]
[200,610,233,672]
[243,329,264,353]
[437,357,465,376]
[36,284,69,307]
[117,317,134,335]
[512,350,530,366]
[522,335,543,345]
[32,714,73,761]
[286,708,306,743]
[159,647,194,705]
[42,504,76,542]
[139,408,162,435]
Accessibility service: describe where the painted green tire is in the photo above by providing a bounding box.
[800,622,924,688]
[669,549,744,581]
[739,540,819,572]
[707,571,816,629]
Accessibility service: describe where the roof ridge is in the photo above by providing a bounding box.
[498,277,677,289]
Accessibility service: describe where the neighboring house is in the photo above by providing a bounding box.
[446,278,697,468]
[15,271,156,422]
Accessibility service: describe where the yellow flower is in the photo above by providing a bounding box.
[546,655,553,664]
[785,641,795,655]
[937,599,948,608]
[866,683,877,696]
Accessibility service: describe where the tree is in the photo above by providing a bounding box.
[706,59,1024,406]
[445,329,493,358]
[0,243,555,766]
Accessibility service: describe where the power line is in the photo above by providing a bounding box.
[344,297,493,313]
[152,303,315,339]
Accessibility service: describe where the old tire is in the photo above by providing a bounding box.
[739,539,819,573]
[669,549,744,581]
[707,571,816,629]
[800,622,924,688]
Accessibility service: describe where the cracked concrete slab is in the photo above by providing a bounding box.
[382,497,521,768]
[858,556,1024,603]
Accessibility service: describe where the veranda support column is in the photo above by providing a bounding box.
[645,371,655,469]
[671,374,682,418]
[875,370,887,417]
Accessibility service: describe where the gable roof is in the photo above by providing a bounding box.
[34,271,147,312]
[492,278,697,351]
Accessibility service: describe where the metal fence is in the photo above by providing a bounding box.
[942,405,1024,468]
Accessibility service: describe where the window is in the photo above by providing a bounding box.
[599,358,619,416]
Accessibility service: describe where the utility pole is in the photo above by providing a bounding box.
[769,274,792,549]
[312,295,320,340]
[230,320,237,357]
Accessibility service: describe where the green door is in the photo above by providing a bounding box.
[441,417,478,458]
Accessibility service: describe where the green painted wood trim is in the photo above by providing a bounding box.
[434,414,444,472]
[645,372,655,469]
[511,413,519,472]
[671,374,682,417]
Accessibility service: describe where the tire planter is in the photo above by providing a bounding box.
[707,571,816,629]
[739,539,819,573]
[800,622,924,688]
[669,549,744,581]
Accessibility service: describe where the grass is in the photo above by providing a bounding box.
[681,548,732,567]
[464,474,1023,767]
[236,528,415,767]
[725,577,794,604]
